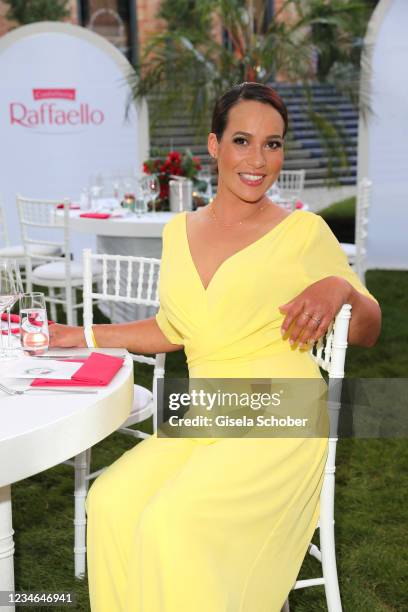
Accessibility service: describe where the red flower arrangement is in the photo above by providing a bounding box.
[143,149,201,208]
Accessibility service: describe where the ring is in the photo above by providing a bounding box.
[311,316,322,324]
[303,311,312,318]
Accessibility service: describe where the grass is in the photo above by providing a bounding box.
[11,206,408,611]
[320,196,356,244]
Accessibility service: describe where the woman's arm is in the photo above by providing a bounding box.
[49,317,184,354]
[279,276,381,348]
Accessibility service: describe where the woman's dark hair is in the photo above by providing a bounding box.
[211,82,288,141]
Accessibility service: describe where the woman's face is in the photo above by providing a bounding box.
[208,100,285,203]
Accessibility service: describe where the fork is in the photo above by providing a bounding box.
[0,382,98,396]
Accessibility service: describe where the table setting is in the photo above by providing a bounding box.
[0,258,129,395]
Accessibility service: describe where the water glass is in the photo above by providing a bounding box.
[19,293,49,355]
[0,259,17,358]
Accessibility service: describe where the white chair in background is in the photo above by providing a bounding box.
[16,195,97,325]
[281,303,351,612]
[67,249,165,578]
[276,169,306,201]
[340,178,372,283]
[0,200,61,280]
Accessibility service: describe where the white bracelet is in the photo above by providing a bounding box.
[84,325,97,348]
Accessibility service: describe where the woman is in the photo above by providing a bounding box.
[50,83,381,611]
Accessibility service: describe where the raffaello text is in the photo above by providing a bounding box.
[9,102,105,127]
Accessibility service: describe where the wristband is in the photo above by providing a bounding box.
[84,325,98,348]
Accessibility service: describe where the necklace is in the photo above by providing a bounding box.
[210,201,268,228]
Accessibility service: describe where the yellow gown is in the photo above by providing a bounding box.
[86,210,376,612]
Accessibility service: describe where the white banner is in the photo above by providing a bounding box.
[358,0,408,270]
[0,22,148,256]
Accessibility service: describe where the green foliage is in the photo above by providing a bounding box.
[129,0,373,177]
[4,0,70,25]
[158,0,218,37]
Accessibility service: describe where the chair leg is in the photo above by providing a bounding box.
[74,449,91,578]
[71,289,78,326]
[48,288,57,322]
[66,286,73,326]
[281,598,290,612]
[320,515,342,612]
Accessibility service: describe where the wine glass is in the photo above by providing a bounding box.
[143,175,160,214]
[0,259,17,359]
[4,260,24,357]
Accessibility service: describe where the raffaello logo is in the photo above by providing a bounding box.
[9,88,105,129]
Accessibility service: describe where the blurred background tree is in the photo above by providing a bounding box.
[130,0,372,132]
[4,0,70,25]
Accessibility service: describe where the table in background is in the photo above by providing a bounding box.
[68,211,176,322]
[0,349,134,612]
[69,210,176,258]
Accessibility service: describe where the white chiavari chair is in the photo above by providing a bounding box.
[281,303,351,612]
[340,178,372,284]
[67,249,165,578]
[0,200,61,284]
[16,195,100,324]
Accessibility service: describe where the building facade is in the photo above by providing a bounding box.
[0,0,281,64]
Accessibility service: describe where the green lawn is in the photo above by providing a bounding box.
[11,207,408,611]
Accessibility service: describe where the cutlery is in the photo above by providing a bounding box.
[0,382,98,396]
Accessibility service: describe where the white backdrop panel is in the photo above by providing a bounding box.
[358,0,408,270]
[0,22,148,258]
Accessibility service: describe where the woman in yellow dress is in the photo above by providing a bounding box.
[50,83,381,611]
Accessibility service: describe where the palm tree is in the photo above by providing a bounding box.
[129,0,372,177]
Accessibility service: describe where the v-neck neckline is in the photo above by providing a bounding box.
[183,209,300,293]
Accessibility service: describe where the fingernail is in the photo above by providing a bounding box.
[289,339,294,345]
[280,328,285,335]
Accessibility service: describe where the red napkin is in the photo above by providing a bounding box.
[79,212,111,219]
[1,328,19,335]
[1,313,20,323]
[1,313,54,326]
[30,352,124,387]
[1,312,20,334]
[57,203,81,210]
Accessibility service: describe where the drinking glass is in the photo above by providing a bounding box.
[89,173,104,210]
[142,175,160,213]
[19,292,49,355]
[134,178,148,217]
[0,259,16,358]
[3,260,24,357]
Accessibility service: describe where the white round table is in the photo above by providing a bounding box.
[68,210,176,240]
[68,210,176,260]
[0,349,134,612]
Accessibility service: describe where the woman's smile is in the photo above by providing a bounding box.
[238,172,266,187]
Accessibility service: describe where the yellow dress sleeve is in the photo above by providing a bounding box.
[155,220,184,346]
[155,308,184,345]
[301,213,378,303]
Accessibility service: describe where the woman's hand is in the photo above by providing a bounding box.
[279,276,353,348]
[49,323,86,348]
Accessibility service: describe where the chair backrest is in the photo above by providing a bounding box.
[0,201,10,247]
[310,303,351,545]
[82,249,165,432]
[355,178,372,279]
[276,169,306,199]
[16,194,70,258]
